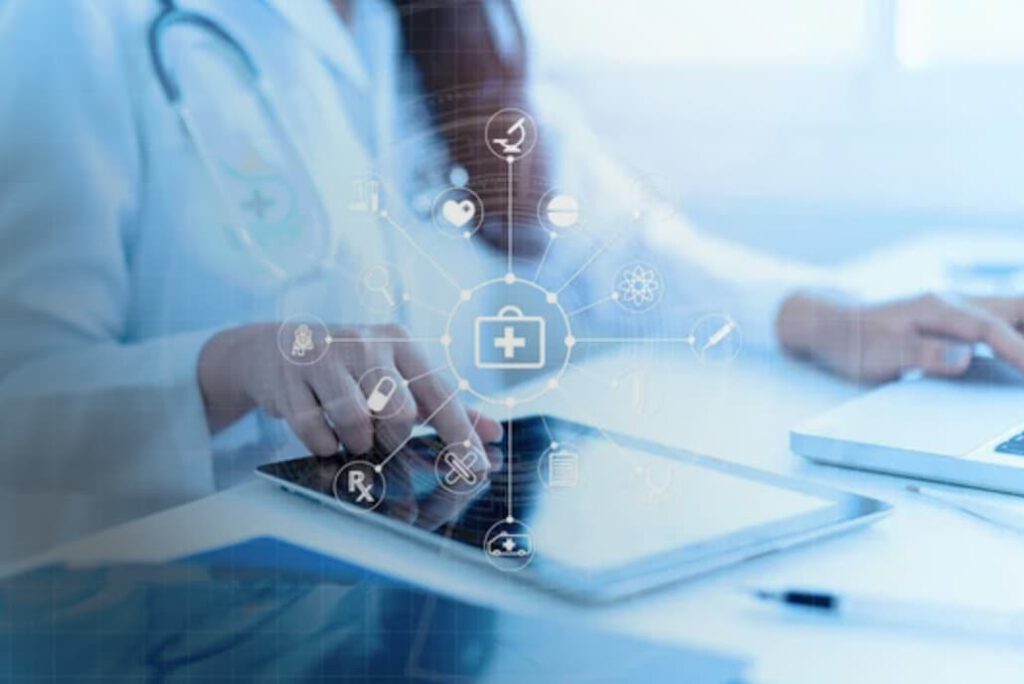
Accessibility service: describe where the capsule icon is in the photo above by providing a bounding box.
[366,376,399,413]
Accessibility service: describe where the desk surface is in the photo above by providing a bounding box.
[17,234,1024,683]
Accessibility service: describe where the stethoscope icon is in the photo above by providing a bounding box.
[149,0,338,288]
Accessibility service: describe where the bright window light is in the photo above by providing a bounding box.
[897,0,1024,69]
[519,0,868,67]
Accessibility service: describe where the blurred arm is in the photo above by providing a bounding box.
[0,1,216,537]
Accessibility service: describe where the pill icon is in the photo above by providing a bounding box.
[367,376,398,413]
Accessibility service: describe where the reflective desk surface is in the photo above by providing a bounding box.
[13,234,1024,683]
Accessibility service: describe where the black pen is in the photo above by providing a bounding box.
[749,587,1024,637]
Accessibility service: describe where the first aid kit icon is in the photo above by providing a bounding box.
[474,305,546,370]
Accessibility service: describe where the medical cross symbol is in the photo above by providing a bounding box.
[494,326,527,359]
[502,537,517,552]
[242,188,274,219]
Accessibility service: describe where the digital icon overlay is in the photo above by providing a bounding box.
[281,108,741,571]
[359,263,406,313]
[444,276,574,406]
[483,519,535,571]
[484,108,537,161]
[432,186,485,239]
[614,262,664,313]
[290,324,315,358]
[474,305,546,370]
[356,367,411,420]
[538,444,580,489]
[691,313,743,364]
[537,189,582,234]
[435,443,488,495]
[347,175,385,215]
[333,460,386,512]
[276,314,330,366]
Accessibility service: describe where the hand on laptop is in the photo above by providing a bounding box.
[777,291,1024,382]
[197,323,502,461]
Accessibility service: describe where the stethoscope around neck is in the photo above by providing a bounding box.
[147,0,341,289]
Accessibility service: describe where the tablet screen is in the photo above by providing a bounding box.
[259,415,858,597]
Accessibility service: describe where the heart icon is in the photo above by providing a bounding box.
[441,199,476,228]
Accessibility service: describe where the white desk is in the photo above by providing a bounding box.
[14,234,1024,683]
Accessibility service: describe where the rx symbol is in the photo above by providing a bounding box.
[348,470,375,503]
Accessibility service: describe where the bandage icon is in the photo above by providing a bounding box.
[367,376,398,413]
[443,449,480,487]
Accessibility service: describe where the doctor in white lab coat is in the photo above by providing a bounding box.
[3,0,1024,561]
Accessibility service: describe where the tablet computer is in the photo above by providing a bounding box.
[257,415,890,603]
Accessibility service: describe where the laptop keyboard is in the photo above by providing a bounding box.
[996,430,1024,456]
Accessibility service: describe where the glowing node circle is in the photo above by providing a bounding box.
[444,277,573,406]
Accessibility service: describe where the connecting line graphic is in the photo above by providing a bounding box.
[566,294,617,318]
[555,221,633,296]
[507,157,515,275]
[467,407,483,442]
[574,336,697,346]
[538,414,556,444]
[566,361,613,384]
[506,402,514,521]
[532,233,557,282]
[324,336,443,345]
[375,389,459,471]
[555,385,634,462]
[383,211,462,291]
[403,365,448,385]
[401,295,450,319]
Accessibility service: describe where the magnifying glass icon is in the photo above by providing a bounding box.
[363,265,396,307]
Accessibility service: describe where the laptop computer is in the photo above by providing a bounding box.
[791,358,1024,495]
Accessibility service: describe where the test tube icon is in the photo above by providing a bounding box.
[367,376,398,413]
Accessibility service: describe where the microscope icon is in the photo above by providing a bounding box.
[492,117,527,155]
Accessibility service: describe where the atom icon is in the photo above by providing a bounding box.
[615,262,663,313]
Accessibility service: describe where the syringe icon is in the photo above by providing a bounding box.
[700,319,736,355]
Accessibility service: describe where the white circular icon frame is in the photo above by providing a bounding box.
[484,108,538,162]
[690,313,743,365]
[434,443,489,495]
[355,367,412,420]
[482,518,536,572]
[431,186,485,239]
[443,276,574,406]
[276,313,331,366]
[536,189,583,235]
[332,460,387,513]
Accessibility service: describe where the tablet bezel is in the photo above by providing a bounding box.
[256,415,891,603]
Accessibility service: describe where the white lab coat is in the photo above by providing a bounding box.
[0,0,812,560]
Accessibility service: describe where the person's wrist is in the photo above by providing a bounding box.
[198,326,257,433]
[777,290,851,359]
